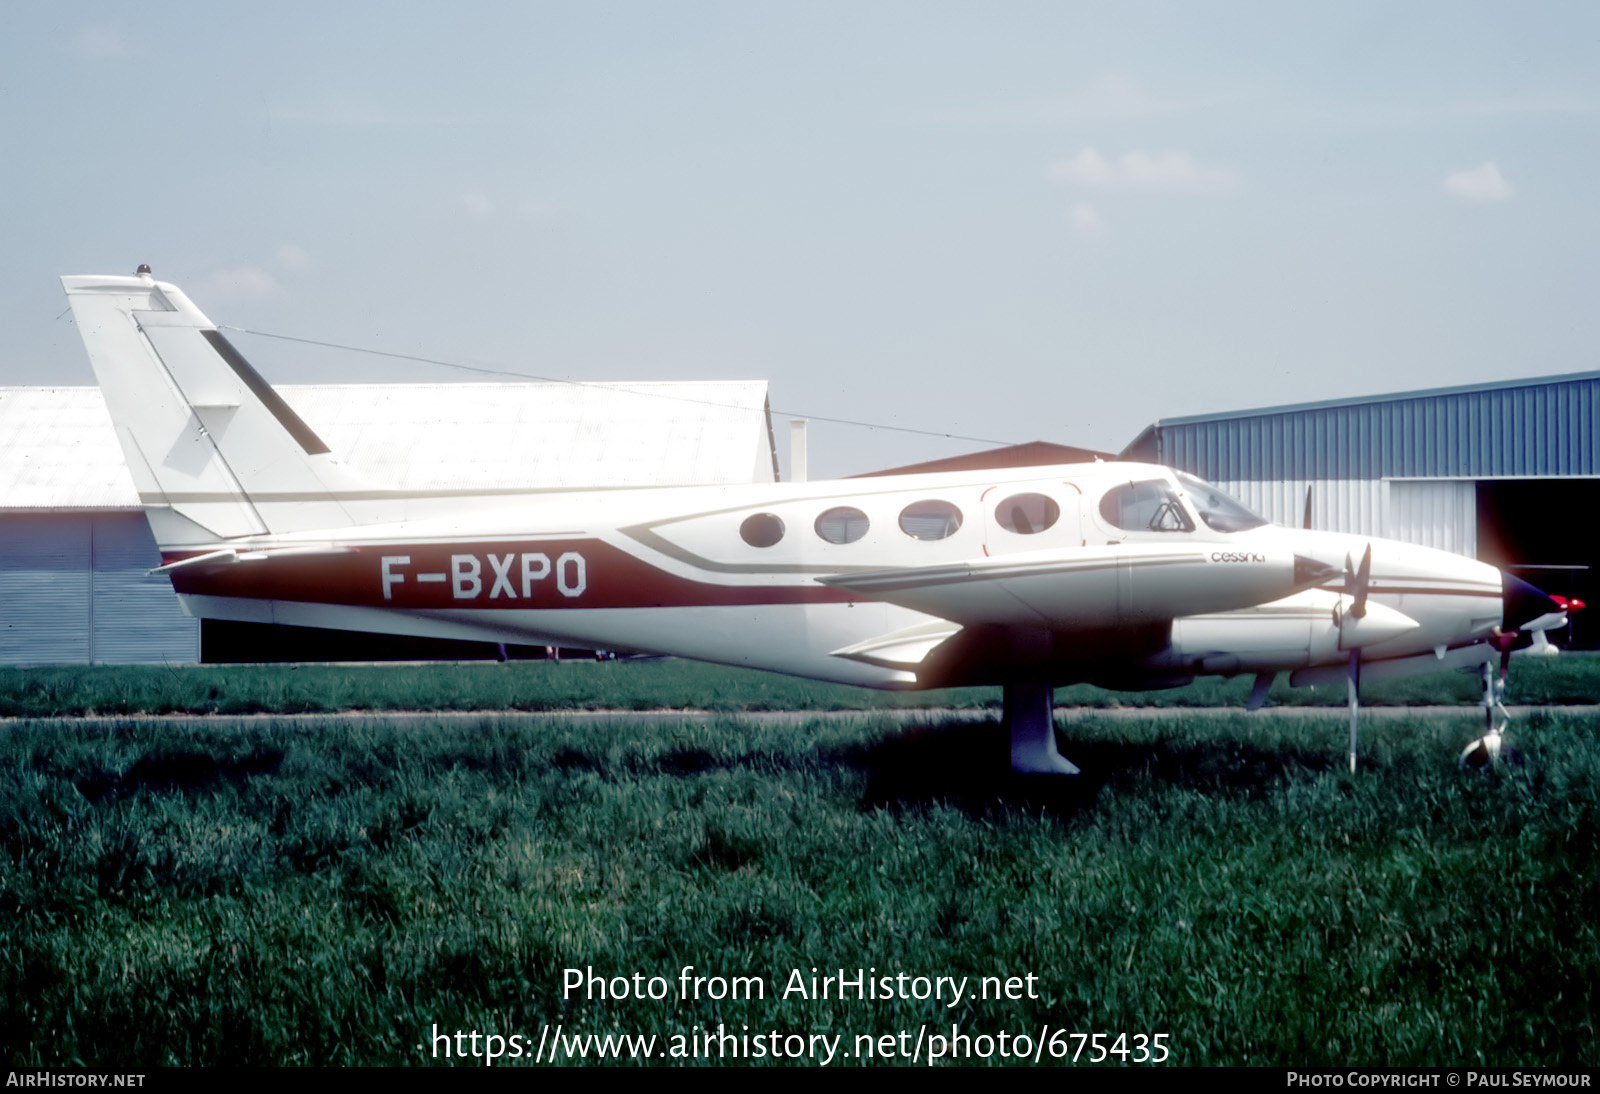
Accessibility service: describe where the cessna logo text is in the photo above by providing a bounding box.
[1211,551,1266,563]
[380,553,587,600]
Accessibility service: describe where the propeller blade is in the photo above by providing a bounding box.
[1303,485,1314,531]
[1346,544,1372,620]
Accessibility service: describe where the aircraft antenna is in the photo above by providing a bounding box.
[219,325,1020,448]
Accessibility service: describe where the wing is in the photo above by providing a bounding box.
[820,542,1328,628]
[821,543,1337,682]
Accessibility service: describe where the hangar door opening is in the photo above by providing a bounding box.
[1476,479,1600,650]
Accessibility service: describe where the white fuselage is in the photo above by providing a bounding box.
[165,461,1505,690]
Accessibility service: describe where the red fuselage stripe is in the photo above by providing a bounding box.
[166,539,857,610]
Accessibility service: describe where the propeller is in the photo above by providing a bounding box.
[1342,544,1372,772]
[1344,544,1372,620]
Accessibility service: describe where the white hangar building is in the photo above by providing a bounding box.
[0,381,777,665]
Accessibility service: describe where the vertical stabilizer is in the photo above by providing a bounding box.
[62,271,375,545]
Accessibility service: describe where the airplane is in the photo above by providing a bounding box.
[61,268,1577,775]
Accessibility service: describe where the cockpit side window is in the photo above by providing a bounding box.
[1099,480,1194,533]
[1174,472,1269,533]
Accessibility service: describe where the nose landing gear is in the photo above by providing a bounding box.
[1460,641,1522,770]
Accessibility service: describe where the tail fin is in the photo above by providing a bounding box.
[62,271,374,546]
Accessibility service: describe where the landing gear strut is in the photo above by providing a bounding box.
[1461,655,1517,769]
[1006,682,1080,775]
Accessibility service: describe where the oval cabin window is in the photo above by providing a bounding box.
[994,493,1059,535]
[815,506,870,545]
[898,500,963,541]
[739,513,786,548]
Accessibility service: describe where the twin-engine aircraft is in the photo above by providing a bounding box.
[63,270,1572,774]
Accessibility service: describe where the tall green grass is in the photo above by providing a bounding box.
[3,655,1596,718]
[2,708,1595,1066]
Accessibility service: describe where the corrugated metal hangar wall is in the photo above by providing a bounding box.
[0,512,198,665]
[1124,370,1600,645]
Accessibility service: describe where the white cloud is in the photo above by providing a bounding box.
[205,266,281,299]
[1050,148,1236,193]
[1055,148,1117,187]
[273,244,314,273]
[463,190,496,219]
[72,24,127,59]
[1444,161,1514,202]
[1069,202,1107,237]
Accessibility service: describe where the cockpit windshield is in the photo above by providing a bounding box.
[1175,472,1269,533]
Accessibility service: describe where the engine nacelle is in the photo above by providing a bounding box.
[1169,589,1420,675]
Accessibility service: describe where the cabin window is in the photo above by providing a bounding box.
[898,499,963,541]
[994,492,1060,535]
[815,506,870,544]
[739,512,786,548]
[1099,480,1194,533]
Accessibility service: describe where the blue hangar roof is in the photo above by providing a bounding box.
[1121,369,1600,481]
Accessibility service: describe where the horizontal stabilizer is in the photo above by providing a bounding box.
[149,544,359,576]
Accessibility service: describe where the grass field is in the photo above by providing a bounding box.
[2,675,1597,1066]
[3,653,1599,718]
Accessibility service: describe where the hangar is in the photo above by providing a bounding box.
[0,381,777,665]
[1123,369,1600,647]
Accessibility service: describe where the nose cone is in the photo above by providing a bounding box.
[1503,572,1562,632]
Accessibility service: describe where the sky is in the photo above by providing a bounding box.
[3,2,1598,480]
